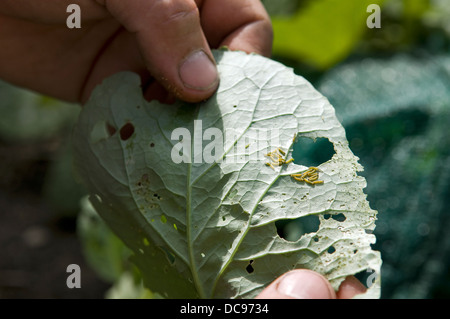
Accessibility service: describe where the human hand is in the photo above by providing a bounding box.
[256,269,367,299]
[0,0,272,103]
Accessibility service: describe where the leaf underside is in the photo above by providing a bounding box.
[73,50,382,299]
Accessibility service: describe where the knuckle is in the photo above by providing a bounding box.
[153,0,199,24]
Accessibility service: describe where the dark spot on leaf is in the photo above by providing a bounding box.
[161,247,175,265]
[353,268,377,289]
[106,122,117,136]
[150,142,155,147]
[331,213,346,222]
[246,260,254,274]
[120,122,135,141]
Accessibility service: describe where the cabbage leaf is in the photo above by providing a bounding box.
[73,50,381,298]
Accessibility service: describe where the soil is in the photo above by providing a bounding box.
[0,138,110,299]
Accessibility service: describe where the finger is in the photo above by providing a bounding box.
[255,269,336,299]
[79,25,152,103]
[100,0,219,103]
[336,276,367,299]
[200,0,273,57]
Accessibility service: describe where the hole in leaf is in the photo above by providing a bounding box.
[150,142,155,147]
[246,260,254,274]
[161,247,175,265]
[90,120,115,143]
[292,136,335,166]
[276,215,320,242]
[106,123,117,136]
[153,193,162,200]
[353,268,378,289]
[119,122,135,141]
[331,213,346,222]
[327,245,336,254]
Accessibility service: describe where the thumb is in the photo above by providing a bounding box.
[100,0,219,102]
[255,269,336,299]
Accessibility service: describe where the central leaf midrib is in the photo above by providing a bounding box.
[186,60,283,298]
[186,106,206,299]
[210,138,296,297]
[190,67,282,298]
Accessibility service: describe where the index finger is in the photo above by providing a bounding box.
[200,0,273,57]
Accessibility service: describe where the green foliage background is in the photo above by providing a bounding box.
[1,0,449,298]
[263,0,450,298]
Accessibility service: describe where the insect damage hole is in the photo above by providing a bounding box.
[324,213,347,222]
[161,247,175,265]
[90,120,116,143]
[119,122,135,141]
[275,215,320,242]
[332,213,346,222]
[352,268,378,289]
[292,136,335,166]
[246,260,254,274]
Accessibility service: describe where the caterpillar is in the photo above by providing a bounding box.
[291,167,324,185]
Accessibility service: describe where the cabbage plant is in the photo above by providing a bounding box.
[73,50,381,298]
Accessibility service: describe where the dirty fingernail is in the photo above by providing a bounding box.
[178,50,219,91]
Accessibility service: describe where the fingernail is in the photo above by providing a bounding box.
[178,50,219,91]
[277,270,335,299]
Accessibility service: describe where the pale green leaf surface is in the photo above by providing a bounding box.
[73,50,381,298]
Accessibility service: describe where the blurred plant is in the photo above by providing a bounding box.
[315,53,450,298]
[262,0,450,298]
[0,80,86,216]
[422,0,450,36]
[0,81,79,142]
[264,0,386,69]
[77,197,156,298]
